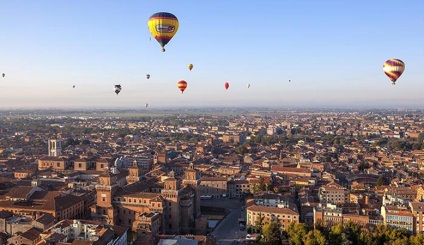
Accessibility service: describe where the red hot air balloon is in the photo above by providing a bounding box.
[177,80,187,93]
[224,82,229,90]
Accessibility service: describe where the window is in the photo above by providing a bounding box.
[78,163,82,168]
[57,162,60,167]
[102,197,106,202]
[100,164,104,168]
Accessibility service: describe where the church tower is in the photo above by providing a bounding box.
[48,138,62,157]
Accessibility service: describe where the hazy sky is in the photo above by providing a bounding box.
[0,1,423,109]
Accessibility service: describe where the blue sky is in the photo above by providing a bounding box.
[0,1,423,109]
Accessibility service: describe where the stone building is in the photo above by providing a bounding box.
[91,163,202,235]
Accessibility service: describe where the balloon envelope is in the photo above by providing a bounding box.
[148,12,179,52]
[146,74,150,79]
[247,83,250,88]
[177,80,187,93]
[383,59,405,85]
[114,85,122,95]
[225,82,229,90]
[188,64,193,71]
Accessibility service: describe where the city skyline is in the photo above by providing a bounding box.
[0,1,423,109]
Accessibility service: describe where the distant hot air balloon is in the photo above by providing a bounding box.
[73,85,75,88]
[247,83,250,88]
[146,74,150,79]
[2,73,5,78]
[145,103,148,108]
[289,80,291,82]
[383,59,405,85]
[148,12,179,52]
[177,80,187,93]
[224,82,229,90]
[114,85,122,95]
[188,64,193,71]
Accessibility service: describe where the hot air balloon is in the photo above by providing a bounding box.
[145,103,148,108]
[2,73,5,78]
[224,82,229,90]
[73,85,75,88]
[188,64,193,71]
[146,74,150,79]
[247,83,251,88]
[289,80,291,82]
[114,85,122,95]
[177,80,187,94]
[383,59,405,85]
[148,12,179,52]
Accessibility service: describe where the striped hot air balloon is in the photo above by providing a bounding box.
[177,80,187,93]
[383,59,405,85]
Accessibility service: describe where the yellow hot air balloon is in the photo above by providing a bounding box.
[148,12,179,52]
[188,64,193,71]
[383,59,405,85]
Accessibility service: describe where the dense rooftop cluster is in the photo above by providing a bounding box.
[0,109,423,244]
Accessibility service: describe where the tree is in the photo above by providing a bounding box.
[235,145,248,155]
[253,213,265,233]
[259,177,267,191]
[377,176,385,186]
[303,230,326,245]
[389,237,410,245]
[410,234,424,245]
[262,222,280,244]
[344,221,361,245]
[287,222,308,245]
[418,133,424,143]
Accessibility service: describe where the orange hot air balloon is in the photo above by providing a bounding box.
[177,80,187,93]
[224,82,229,90]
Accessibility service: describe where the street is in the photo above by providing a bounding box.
[211,208,247,245]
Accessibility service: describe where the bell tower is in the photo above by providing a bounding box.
[126,160,141,185]
[48,138,61,157]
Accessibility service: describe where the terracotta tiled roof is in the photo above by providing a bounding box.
[35,213,55,226]
[20,227,42,241]
[247,205,299,215]
[201,177,227,182]
[6,186,34,199]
